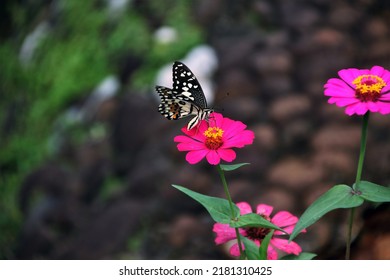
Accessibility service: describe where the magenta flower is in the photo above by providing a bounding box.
[174,112,255,165]
[213,202,305,260]
[324,66,390,115]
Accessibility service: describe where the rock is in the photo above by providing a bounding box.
[216,68,259,99]
[312,150,355,179]
[54,199,147,259]
[267,158,324,190]
[363,18,389,40]
[252,49,292,74]
[269,95,311,123]
[255,188,295,213]
[169,215,202,247]
[312,125,361,152]
[328,4,362,29]
[252,124,278,151]
[218,96,263,123]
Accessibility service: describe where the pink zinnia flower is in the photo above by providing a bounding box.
[174,112,255,165]
[213,202,305,260]
[324,66,390,115]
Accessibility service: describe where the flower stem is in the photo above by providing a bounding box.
[346,112,369,260]
[354,112,369,186]
[217,164,244,257]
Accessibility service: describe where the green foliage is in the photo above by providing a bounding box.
[280,252,317,260]
[355,181,390,203]
[130,0,203,89]
[106,12,151,57]
[235,231,274,260]
[230,213,283,232]
[172,185,240,223]
[290,184,365,241]
[290,181,390,242]
[172,184,288,260]
[259,230,274,260]
[220,163,250,172]
[241,236,259,260]
[172,184,283,230]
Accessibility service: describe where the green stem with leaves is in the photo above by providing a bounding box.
[346,112,369,260]
[217,164,244,258]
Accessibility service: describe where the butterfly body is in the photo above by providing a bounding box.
[156,62,213,130]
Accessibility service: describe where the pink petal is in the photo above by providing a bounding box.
[229,242,241,257]
[345,102,369,115]
[370,65,386,77]
[377,102,390,114]
[324,85,355,98]
[382,86,390,95]
[180,124,207,142]
[338,68,362,85]
[174,135,204,147]
[185,149,208,164]
[236,202,253,215]
[266,244,278,260]
[366,102,380,112]
[222,120,247,139]
[206,150,221,165]
[382,85,390,93]
[256,204,273,216]
[217,148,236,162]
[219,116,236,130]
[213,223,237,245]
[327,97,359,107]
[208,112,224,127]
[270,238,302,255]
[271,211,298,228]
[324,78,355,92]
[223,130,255,148]
[324,86,355,99]
[174,135,195,143]
[176,141,205,151]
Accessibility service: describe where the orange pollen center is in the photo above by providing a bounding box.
[352,74,386,102]
[203,127,224,150]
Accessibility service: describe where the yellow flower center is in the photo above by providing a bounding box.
[352,74,386,102]
[204,127,224,150]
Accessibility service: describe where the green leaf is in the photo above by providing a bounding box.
[259,230,274,260]
[219,163,250,171]
[289,184,364,241]
[230,213,284,232]
[280,252,317,260]
[241,236,259,260]
[355,181,390,203]
[172,184,240,224]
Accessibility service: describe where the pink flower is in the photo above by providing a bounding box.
[213,202,305,260]
[174,112,255,165]
[324,66,390,115]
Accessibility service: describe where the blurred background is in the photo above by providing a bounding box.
[1,0,389,260]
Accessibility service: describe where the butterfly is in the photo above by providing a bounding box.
[156,61,213,131]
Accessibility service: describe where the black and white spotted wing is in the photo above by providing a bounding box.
[172,61,207,108]
[155,61,213,130]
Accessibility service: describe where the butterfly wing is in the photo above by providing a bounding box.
[156,62,212,130]
[172,61,207,108]
[156,86,201,121]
